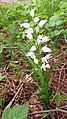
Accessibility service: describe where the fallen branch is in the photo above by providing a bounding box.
[29,108,67,116]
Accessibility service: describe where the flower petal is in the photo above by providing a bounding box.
[65,39,67,44]
[37,35,43,40]
[38,20,47,27]
[42,54,52,63]
[34,58,38,64]
[30,9,34,17]
[26,28,34,34]
[37,35,43,45]
[41,46,52,52]
[30,46,36,52]
[37,39,41,45]
[34,17,40,23]
[41,63,50,71]
[26,52,36,59]
[20,23,30,28]
[26,33,33,39]
[45,63,50,69]
[42,36,50,42]
[41,63,46,71]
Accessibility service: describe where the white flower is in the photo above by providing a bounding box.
[26,28,33,34]
[26,33,33,39]
[34,58,38,64]
[41,63,50,71]
[30,46,36,52]
[26,52,36,59]
[42,54,52,63]
[65,39,67,44]
[45,63,50,69]
[34,17,40,23]
[38,35,43,40]
[38,20,47,27]
[42,36,50,42]
[44,54,52,60]
[37,39,41,45]
[20,23,30,28]
[41,63,46,71]
[30,9,34,17]
[35,26,39,33]
[37,35,43,45]
[41,46,52,52]
[26,51,38,64]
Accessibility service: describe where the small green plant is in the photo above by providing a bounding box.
[0,75,5,81]
[17,9,57,106]
[55,92,67,106]
[2,104,29,119]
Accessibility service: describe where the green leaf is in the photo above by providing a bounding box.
[2,104,29,119]
[55,92,61,106]
[9,61,17,68]
[0,47,3,54]
[56,20,63,26]
[49,21,55,27]
[45,63,61,80]
[2,108,11,119]
[61,95,67,100]
[0,75,5,81]
[48,88,53,100]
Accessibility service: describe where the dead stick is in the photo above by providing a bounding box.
[29,108,67,115]
[5,72,34,109]
[60,105,67,109]
[5,83,23,109]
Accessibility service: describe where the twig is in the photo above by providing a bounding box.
[41,112,50,119]
[56,111,60,119]
[5,83,23,109]
[60,105,67,109]
[5,72,34,109]
[60,114,67,119]
[29,108,67,116]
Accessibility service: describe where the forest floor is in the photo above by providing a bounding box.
[0,42,67,119]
